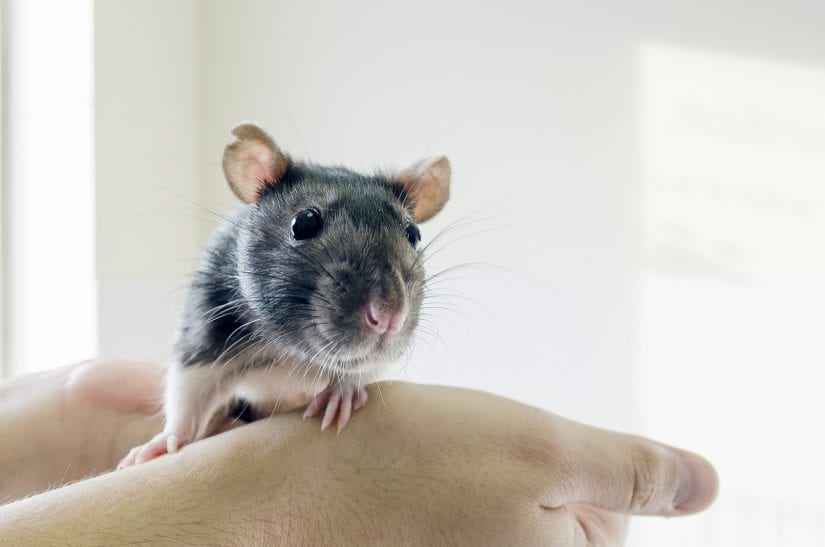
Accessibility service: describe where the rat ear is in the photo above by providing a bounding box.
[222,124,288,203]
[396,155,451,223]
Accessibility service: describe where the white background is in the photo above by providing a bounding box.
[3,1,825,544]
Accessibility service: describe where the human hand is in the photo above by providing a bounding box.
[0,361,717,545]
[0,359,164,501]
[218,382,717,544]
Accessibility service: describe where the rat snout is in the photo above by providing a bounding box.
[364,300,407,336]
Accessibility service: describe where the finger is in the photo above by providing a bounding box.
[541,420,718,516]
[66,359,164,415]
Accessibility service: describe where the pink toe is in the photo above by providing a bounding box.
[134,443,166,465]
[321,391,342,431]
[117,448,139,470]
[167,434,182,454]
[337,390,354,432]
[304,390,331,418]
[353,388,368,410]
[336,411,351,432]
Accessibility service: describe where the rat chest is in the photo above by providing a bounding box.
[231,360,331,416]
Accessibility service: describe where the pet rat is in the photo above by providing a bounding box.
[118,124,450,467]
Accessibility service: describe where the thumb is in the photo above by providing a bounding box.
[545,421,719,516]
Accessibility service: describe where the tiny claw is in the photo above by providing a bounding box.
[306,383,369,433]
[121,430,189,468]
[337,390,354,433]
[321,390,342,431]
[353,388,368,411]
[117,446,141,470]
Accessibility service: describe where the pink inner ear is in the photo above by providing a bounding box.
[223,124,287,203]
[224,139,287,203]
[245,143,276,183]
[398,155,451,223]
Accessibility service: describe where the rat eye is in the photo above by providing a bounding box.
[291,208,323,240]
[405,224,421,248]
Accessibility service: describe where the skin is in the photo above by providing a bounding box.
[0,359,717,545]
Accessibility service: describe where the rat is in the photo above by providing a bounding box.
[118,124,450,467]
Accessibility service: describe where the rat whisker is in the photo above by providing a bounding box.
[273,93,312,161]
[158,184,257,235]
[418,99,476,160]
[424,261,511,285]
[128,122,457,467]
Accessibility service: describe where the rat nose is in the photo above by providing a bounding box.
[365,300,407,335]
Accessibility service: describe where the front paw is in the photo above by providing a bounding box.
[117,431,189,469]
[303,383,368,432]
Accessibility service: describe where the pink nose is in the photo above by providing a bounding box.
[365,301,407,335]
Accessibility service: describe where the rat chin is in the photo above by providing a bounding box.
[318,359,383,380]
[316,342,402,375]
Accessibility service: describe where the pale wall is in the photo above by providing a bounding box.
[94,0,825,426]
[95,0,204,363]
[55,1,825,544]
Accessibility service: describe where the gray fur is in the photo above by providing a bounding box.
[174,161,425,384]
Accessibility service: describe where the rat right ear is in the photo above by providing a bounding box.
[396,155,451,223]
[222,124,288,203]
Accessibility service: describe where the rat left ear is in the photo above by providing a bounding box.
[396,155,451,223]
[222,124,288,203]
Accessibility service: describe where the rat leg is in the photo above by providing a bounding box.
[118,364,232,468]
[303,381,368,432]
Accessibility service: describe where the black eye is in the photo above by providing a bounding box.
[405,224,421,248]
[291,208,323,240]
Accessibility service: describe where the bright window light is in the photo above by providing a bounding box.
[633,43,825,546]
[4,0,95,377]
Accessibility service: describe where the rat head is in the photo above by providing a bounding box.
[223,124,450,378]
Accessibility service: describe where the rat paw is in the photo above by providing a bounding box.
[303,383,368,432]
[117,431,189,469]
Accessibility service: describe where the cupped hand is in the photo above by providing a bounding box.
[214,382,717,544]
[0,359,164,501]
[0,360,717,546]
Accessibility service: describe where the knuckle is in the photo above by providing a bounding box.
[629,444,678,513]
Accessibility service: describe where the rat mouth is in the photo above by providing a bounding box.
[309,334,397,376]
[320,354,377,377]
[327,347,376,368]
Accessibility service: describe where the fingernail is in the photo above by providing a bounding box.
[673,450,719,512]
